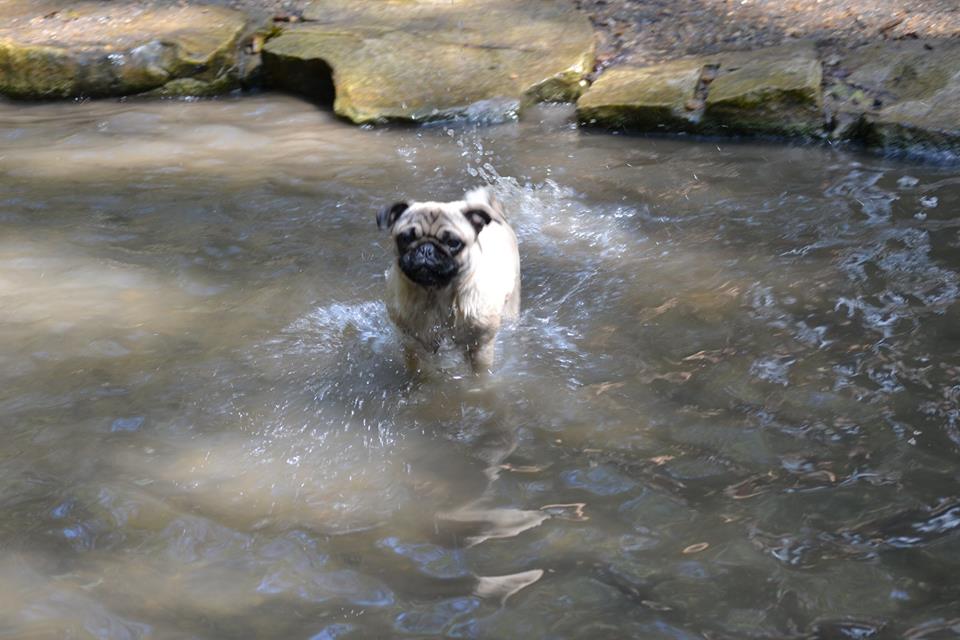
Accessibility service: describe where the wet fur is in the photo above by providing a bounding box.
[379,188,520,373]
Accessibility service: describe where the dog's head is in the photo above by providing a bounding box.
[377,188,504,288]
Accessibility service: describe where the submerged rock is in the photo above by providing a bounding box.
[262,0,595,124]
[578,42,824,138]
[830,40,960,157]
[0,1,251,99]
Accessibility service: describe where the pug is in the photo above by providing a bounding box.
[377,187,520,373]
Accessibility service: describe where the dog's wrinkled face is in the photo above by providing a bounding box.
[378,199,492,288]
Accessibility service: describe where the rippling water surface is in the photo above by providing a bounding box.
[2,95,960,639]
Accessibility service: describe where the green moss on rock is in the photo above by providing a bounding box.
[144,75,239,98]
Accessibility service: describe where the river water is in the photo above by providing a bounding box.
[1,95,959,639]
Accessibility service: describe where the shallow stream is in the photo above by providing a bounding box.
[1,95,960,639]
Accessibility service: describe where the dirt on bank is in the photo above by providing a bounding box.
[213,0,960,71]
[10,0,960,79]
[575,0,960,68]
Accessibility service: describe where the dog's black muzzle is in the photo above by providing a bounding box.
[399,242,458,288]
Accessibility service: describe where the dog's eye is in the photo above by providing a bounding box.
[444,237,463,252]
[397,229,417,248]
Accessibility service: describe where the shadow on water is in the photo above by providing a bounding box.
[2,95,960,638]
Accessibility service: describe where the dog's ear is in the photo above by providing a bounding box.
[464,187,507,222]
[463,207,493,235]
[377,201,409,230]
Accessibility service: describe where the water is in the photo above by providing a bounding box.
[1,95,959,639]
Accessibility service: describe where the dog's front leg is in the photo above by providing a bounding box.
[466,339,496,374]
[401,333,439,375]
[403,345,424,374]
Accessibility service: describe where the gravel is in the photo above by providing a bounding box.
[574,0,960,70]
[23,0,960,77]
[227,0,959,77]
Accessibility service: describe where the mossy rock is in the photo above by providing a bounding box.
[0,1,250,99]
[577,59,705,131]
[841,40,957,103]
[702,42,824,137]
[831,40,960,157]
[576,43,825,138]
[870,78,960,156]
[262,0,595,124]
[143,75,240,99]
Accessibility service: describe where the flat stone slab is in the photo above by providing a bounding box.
[831,40,960,156]
[702,42,823,137]
[0,1,250,99]
[262,0,595,124]
[577,42,824,138]
[576,59,704,131]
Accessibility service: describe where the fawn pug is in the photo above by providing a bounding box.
[377,187,520,373]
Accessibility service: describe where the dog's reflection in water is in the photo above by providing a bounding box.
[315,381,586,607]
[398,384,559,604]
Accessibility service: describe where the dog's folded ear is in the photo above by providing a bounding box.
[377,201,409,230]
[464,187,507,222]
[463,186,505,234]
[464,207,493,235]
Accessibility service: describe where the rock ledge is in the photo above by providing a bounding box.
[0,1,251,99]
[262,0,595,124]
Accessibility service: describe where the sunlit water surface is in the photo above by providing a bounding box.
[1,95,960,639]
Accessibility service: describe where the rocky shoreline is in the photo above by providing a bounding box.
[1,0,958,160]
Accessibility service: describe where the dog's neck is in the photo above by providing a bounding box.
[393,266,489,328]
[396,269,455,303]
